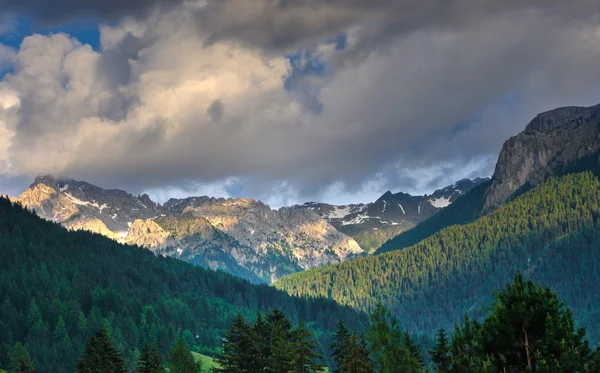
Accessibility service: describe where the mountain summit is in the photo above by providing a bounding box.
[16,177,362,283]
[484,103,600,211]
[295,178,488,253]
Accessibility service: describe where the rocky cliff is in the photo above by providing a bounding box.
[484,103,600,211]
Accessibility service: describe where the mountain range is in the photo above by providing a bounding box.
[15,174,480,282]
[296,178,487,253]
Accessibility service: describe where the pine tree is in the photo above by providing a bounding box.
[430,329,450,373]
[267,310,294,373]
[253,312,270,371]
[7,343,36,373]
[479,272,592,372]
[137,343,165,373]
[331,321,350,373]
[53,316,68,343]
[367,304,424,373]
[75,329,128,373]
[213,314,259,373]
[166,338,201,373]
[288,322,325,373]
[339,332,372,373]
[403,332,423,366]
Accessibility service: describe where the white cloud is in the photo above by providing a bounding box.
[1,2,600,205]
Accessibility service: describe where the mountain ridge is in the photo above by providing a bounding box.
[16,175,363,283]
[295,177,488,253]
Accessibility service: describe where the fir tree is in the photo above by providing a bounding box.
[7,343,36,373]
[288,322,325,373]
[403,332,423,366]
[167,338,201,373]
[429,329,450,373]
[331,321,350,373]
[75,329,127,373]
[367,304,424,373]
[213,314,259,373]
[136,343,165,373]
[339,332,372,373]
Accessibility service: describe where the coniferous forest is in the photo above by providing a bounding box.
[275,172,600,341]
[7,272,599,372]
[0,197,368,372]
[4,170,600,373]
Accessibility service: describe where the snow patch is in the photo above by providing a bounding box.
[429,196,451,208]
[325,205,352,219]
[59,184,69,192]
[382,201,387,213]
[398,203,406,215]
[63,192,108,213]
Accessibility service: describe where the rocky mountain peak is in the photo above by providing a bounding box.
[484,102,600,211]
[32,175,58,189]
[526,104,600,133]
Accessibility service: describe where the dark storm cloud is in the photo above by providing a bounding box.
[2,0,600,205]
[3,0,600,51]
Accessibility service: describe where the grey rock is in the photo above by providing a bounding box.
[484,103,600,211]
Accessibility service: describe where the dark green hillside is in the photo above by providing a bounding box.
[275,172,600,341]
[375,179,490,254]
[0,197,368,373]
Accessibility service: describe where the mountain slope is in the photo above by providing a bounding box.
[376,102,600,255]
[297,178,487,253]
[484,103,600,212]
[16,176,363,283]
[275,172,600,341]
[0,197,369,373]
[375,179,491,254]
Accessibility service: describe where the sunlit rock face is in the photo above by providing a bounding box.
[484,103,600,212]
[16,176,363,283]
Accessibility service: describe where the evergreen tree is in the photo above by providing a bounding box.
[339,332,372,373]
[367,304,424,373]
[403,332,423,366]
[288,322,325,373]
[7,343,36,373]
[136,343,165,373]
[479,272,591,372]
[167,338,201,373]
[75,329,127,373]
[53,316,68,343]
[267,310,295,373]
[449,272,594,373]
[213,315,259,373]
[253,312,270,371]
[331,321,350,373]
[430,329,451,373]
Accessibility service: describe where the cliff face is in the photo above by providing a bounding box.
[16,177,362,283]
[164,197,363,274]
[484,103,600,211]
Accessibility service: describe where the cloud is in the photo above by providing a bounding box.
[1,1,600,205]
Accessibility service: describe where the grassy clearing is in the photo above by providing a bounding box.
[192,352,221,372]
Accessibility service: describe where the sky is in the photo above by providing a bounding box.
[1,1,600,207]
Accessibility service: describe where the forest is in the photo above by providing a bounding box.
[0,197,369,372]
[275,172,600,341]
[5,273,599,372]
